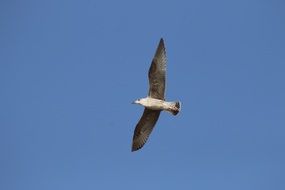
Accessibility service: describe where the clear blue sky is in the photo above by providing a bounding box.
[1,0,285,189]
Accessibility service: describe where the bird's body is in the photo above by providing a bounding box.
[131,38,181,151]
[134,97,180,115]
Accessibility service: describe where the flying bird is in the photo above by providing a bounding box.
[131,38,181,152]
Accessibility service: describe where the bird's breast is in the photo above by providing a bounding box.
[143,98,165,110]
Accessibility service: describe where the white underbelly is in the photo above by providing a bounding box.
[144,98,165,110]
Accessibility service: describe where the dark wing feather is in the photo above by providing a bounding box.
[132,109,161,151]
[148,38,167,100]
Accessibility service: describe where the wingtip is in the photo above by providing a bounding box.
[132,142,144,152]
[131,146,140,152]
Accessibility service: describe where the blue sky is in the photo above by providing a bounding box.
[1,0,285,189]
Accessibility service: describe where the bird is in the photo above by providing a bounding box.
[131,38,181,152]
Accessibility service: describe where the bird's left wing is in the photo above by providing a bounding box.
[148,38,167,100]
[132,109,161,151]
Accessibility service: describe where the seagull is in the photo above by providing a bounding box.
[131,38,181,152]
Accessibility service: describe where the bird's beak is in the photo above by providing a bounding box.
[132,100,138,104]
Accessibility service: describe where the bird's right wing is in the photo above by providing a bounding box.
[132,109,161,151]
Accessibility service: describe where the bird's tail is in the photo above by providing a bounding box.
[168,101,181,115]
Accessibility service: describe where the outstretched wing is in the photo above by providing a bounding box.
[148,38,167,100]
[132,109,161,151]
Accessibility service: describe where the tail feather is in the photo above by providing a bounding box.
[169,101,181,115]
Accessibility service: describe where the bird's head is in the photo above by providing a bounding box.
[132,98,143,105]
